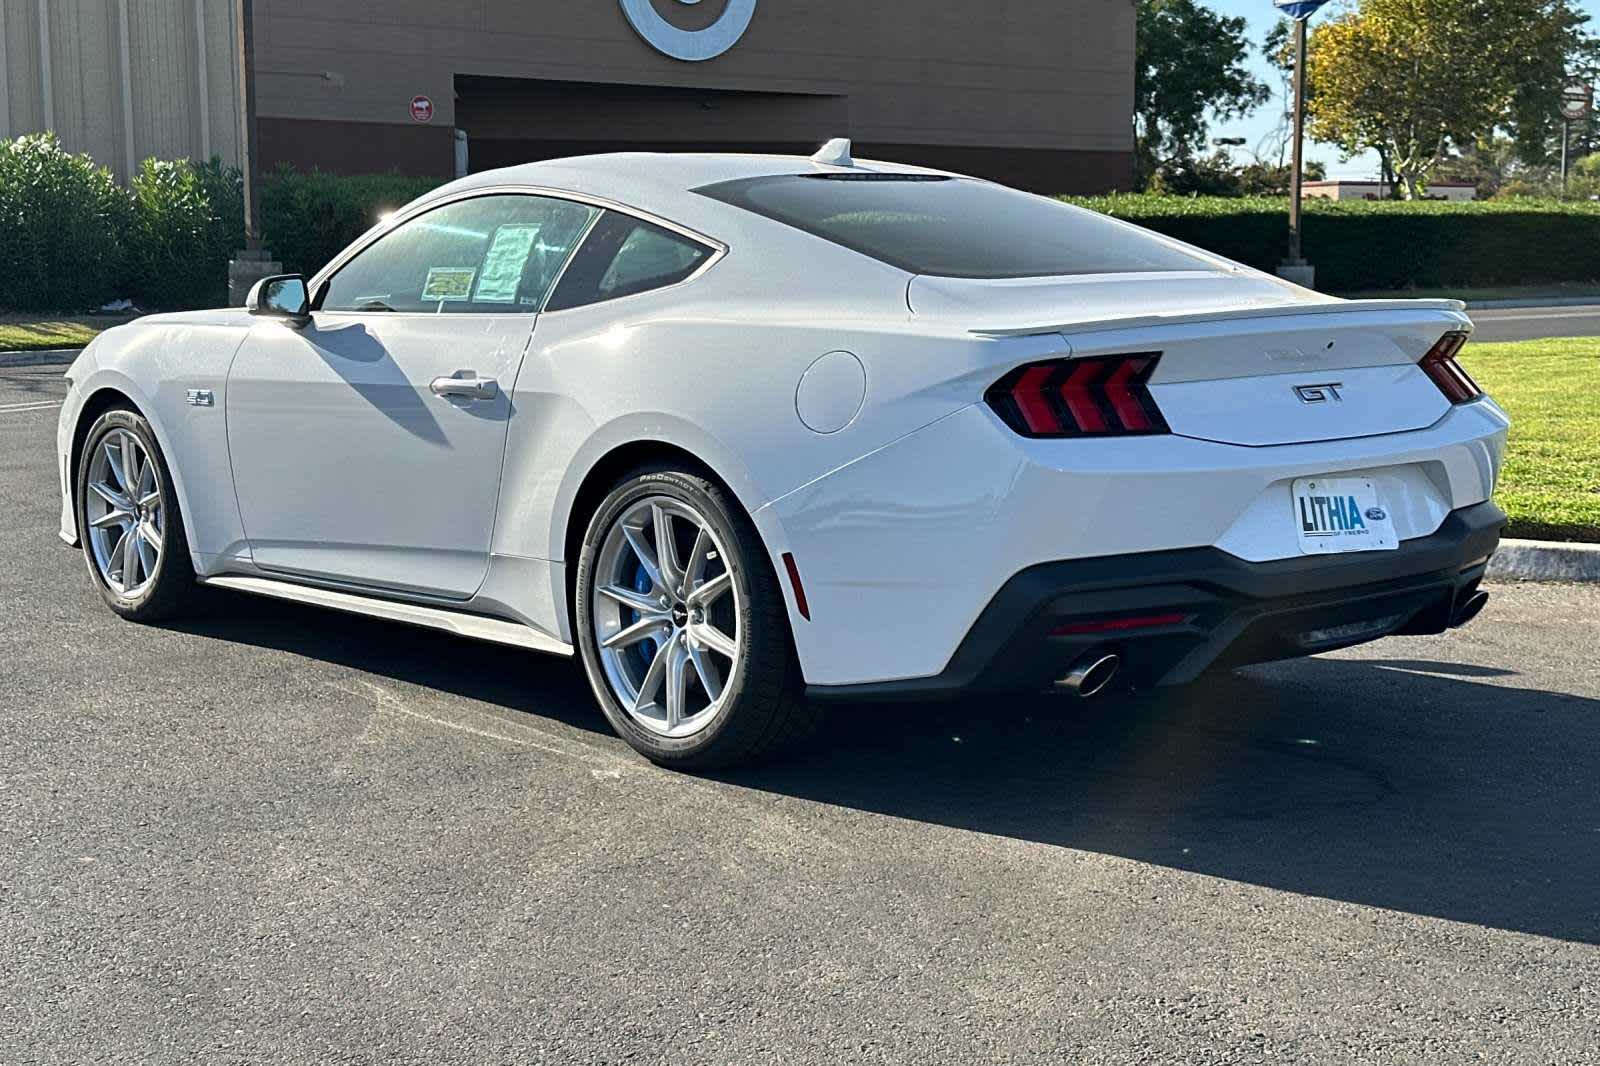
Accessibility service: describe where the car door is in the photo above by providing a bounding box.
[225,192,599,599]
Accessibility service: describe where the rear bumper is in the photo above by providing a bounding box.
[808,501,1504,701]
[767,398,1508,687]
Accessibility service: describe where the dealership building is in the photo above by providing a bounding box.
[0,0,1134,193]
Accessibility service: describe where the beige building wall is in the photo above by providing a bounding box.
[0,0,240,181]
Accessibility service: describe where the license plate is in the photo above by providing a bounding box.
[1292,476,1397,555]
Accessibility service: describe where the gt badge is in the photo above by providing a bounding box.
[186,389,215,407]
[1294,382,1343,404]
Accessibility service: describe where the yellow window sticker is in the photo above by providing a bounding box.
[422,266,476,302]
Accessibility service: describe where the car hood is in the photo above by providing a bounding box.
[131,307,255,328]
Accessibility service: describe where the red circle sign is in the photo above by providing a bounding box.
[410,95,434,123]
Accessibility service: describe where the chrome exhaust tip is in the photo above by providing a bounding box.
[1055,651,1121,698]
[1451,590,1490,629]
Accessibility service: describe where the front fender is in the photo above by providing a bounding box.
[61,320,251,571]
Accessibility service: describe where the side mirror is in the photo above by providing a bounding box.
[246,274,311,325]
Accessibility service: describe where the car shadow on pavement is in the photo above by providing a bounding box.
[175,590,1600,946]
[718,659,1600,947]
[170,588,610,737]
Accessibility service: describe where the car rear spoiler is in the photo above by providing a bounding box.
[969,298,1470,338]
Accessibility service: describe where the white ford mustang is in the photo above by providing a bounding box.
[57,141,1509,768]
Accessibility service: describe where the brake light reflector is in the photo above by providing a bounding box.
[986,354,1169,438]
[1050,613,1190,636]
[782,552,810,621]
[1419,331,1482,404]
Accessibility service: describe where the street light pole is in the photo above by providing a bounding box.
[1287,14,1308,266]
[1271,0,1329,288]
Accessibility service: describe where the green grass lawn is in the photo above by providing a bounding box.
[0,317,116,352]
[1461,337,1600,543]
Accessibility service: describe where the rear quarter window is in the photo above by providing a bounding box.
[545,211,714,312]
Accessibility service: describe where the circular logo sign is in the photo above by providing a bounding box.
[410,95,434,123]
[1560,83,1592,122]
[620,0,757,62]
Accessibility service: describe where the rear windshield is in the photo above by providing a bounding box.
[695,174,1218,279]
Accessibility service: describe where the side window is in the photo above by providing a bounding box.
[319,194,598,314]
[545,211,713,312]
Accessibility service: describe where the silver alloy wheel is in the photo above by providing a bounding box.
[591,495,743,738]
[84,428,165,599]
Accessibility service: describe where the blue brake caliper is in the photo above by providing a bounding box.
[628,560,657,672]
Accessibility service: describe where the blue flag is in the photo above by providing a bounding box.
[1273,0,1331,17]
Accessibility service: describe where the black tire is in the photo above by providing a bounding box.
[75,406,196,622]
[574,466,821,769]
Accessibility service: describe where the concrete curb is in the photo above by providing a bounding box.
[0,348,82,368]
[1488,538,1600,583]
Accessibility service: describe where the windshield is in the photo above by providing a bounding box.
[695,174,1221,279]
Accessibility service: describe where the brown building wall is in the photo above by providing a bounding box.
[252,0,1134,194]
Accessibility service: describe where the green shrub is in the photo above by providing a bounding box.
[128,157,244,310]
[260,168,443,277]
[0,136,438,310]
[0,133,132,312]
[1063,193,1600,291]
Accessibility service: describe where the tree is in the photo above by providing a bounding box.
[1434,135,1523,198]
[1306,0,1593,199]
[1147,150,1325,196]
[1135,0,1270,187]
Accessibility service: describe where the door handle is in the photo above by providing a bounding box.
[430,372,499,400]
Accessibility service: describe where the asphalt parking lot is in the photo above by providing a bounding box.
[1466,304,1600,343]
[3,363,1598,1064]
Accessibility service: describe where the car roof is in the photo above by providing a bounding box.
[416,151,965,239]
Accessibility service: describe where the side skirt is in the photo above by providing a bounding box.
[200,574,575,657]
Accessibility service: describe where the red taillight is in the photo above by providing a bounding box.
[1419,331,1482,404]
[986,354,1169,438]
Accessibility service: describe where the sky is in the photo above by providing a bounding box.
[1203,0,1600,179]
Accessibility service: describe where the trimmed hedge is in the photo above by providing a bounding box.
[0,134,444,312]
[128,157,244,310]
[1063,193,1600,292]
[0,134,132,311]
[260,168,442,279]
